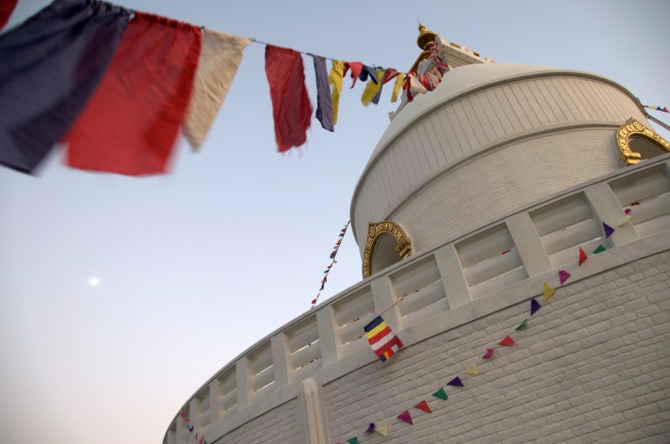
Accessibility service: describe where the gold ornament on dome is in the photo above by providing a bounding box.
[616,117,670,165]
[362,221,412,278]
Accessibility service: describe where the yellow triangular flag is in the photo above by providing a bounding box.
[375,424,389,436]
[464,363,480,376]
[543,282,555,302]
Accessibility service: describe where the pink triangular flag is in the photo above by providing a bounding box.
[498,335,515,346]
[559,270,571,285]
[482,348,494,359]
[414,400,432,413]
[578,247,587,266]
[397,410,413,424]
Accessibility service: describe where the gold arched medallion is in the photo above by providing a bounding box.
[363,221,412,278]
[616,117,670,165]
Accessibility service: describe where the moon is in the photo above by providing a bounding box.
[89,277,100,287]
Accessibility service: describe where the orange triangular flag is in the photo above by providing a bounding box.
[414,400,432,413]
[578,247,587,266]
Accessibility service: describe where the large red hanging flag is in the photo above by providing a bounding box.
[65,12,202,175]
[264,45,312,153]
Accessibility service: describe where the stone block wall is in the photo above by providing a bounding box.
[324,250,670,444]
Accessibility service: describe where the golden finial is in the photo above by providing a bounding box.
[417,23,437,51]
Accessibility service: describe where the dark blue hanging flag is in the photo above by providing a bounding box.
[311,55,334,132]
[0,0,131,174]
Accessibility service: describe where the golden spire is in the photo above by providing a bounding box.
[417,24,437,51]
[409,24,437,73]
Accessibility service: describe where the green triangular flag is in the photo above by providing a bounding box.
[432,387,448,400]
[593,244,606,254]
[515,319,529,331]
[347,438,359,444]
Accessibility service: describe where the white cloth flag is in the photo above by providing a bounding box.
[183,28,250,149]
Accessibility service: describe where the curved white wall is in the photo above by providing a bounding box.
[351,65,650,259]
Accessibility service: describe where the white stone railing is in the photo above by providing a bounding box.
[163,155,670,444]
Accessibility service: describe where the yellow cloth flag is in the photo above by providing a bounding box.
[183,28,250,150]
[543,282,555,302]
[328,60,344,124]
[464,363,480,376]
[360,68,384,106]
[375,424,389,436]
[391,74,404,103]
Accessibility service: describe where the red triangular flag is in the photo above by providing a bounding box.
[578,247,587,266]
[498,335,515,346]
[414,400,432,413]
[397,410,413,424]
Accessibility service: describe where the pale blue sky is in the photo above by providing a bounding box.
[1,1,669,443]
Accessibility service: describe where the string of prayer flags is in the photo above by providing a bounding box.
[312,221,350,307]
[311,55,335,131]
[183,29,250,150]
[643,105,669,113]
[364,423,375,434]
[530,299,541,315]
[432,388,448,400]
[559,270,571,285]
[578,247,588,266]
[447,376,464,387]
[543,282,555,302]
[498,335,515,347]
[265,45,312,153]
[515,319,529,331]
[593,244,606,254]
[0,0,17,30]
[0,0,131,173]
[66,12,202,175]
[364,316,404,362]
[397,410,414,425]
[603,222,615,238]
[414,400,432,413]
[464,363,480,376]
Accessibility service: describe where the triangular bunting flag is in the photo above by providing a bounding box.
[464,363,480,376]
[346,438,359,444]
[593,244,606,254]
[432,388,448,400]
[578,247,588,266]
[364,423,375,435]
[414,400,432,413]
[375,424,389,436]
[482,348,494,359]
[559,270,571,285]
[498,335,515,346]
[515,319,529,331]
[397,410,413,424]
[530,299,541,316]
[543,282,555,302]
[447,376,464,387]
[603,222,615,238]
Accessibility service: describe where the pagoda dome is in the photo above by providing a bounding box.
[351,61,655,277]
